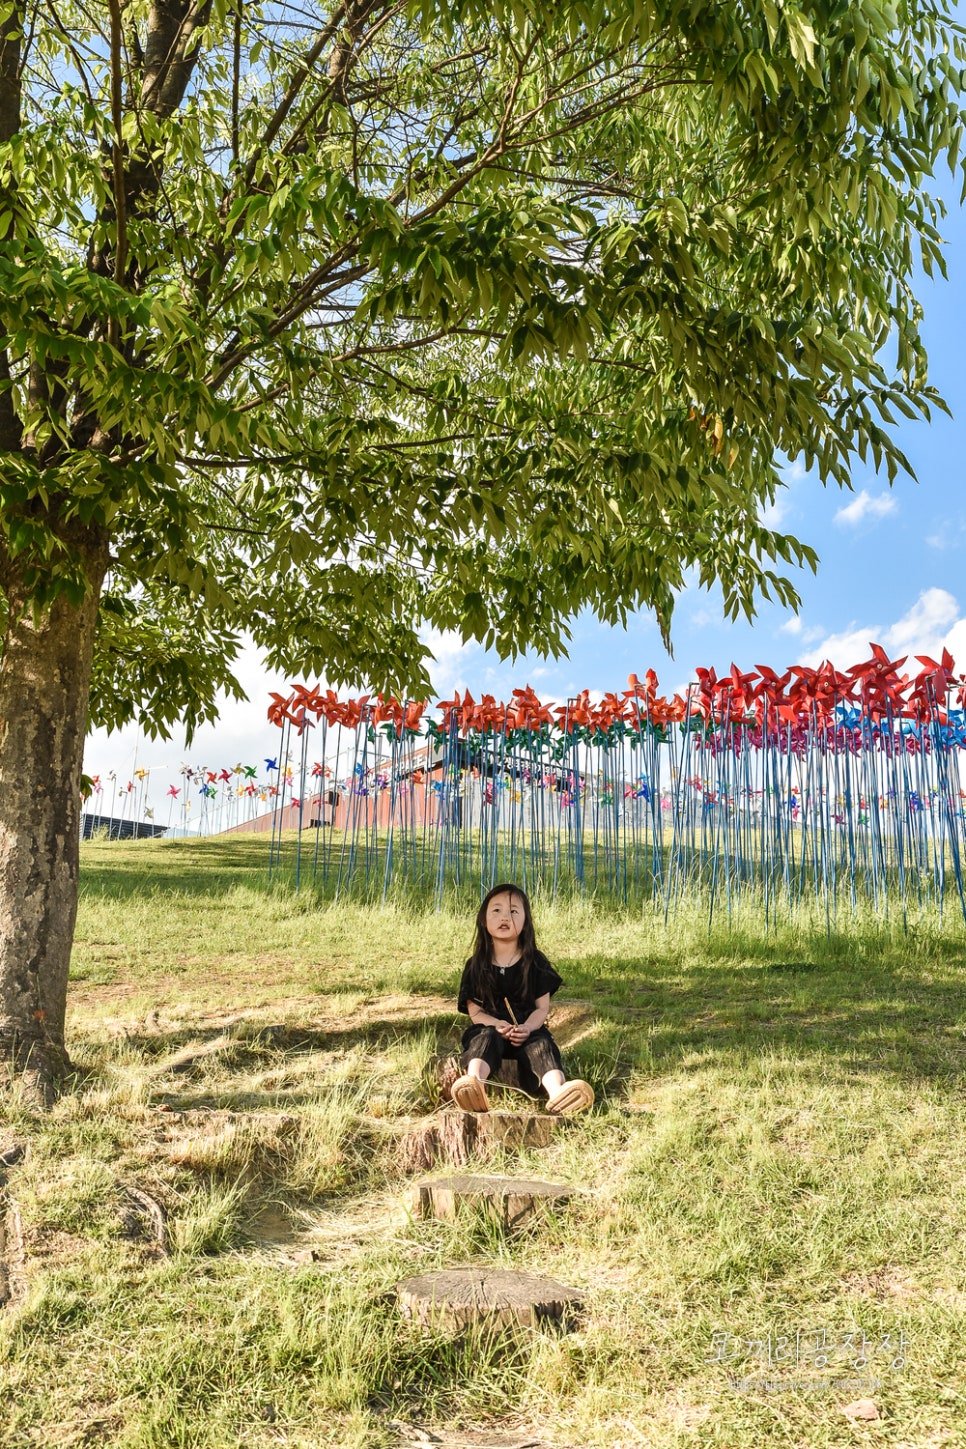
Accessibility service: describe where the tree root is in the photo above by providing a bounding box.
[0,1034,72,1110]
[120,1184,169,1255]
[150,1033,235,1076]
[0,1142,26,1309]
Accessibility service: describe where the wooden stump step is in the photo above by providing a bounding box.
[410,1174,572,1229]
[399,1109,556,1174]
[397,1266,582,1331]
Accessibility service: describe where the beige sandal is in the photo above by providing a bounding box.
[452,1074,489,1113]
[546,1079,594,1116]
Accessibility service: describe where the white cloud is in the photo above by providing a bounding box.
[778,619,824,644]
[926,517,966,551]
[801,588,963,670]
[421,627,479,698]
[759,494,789,528]
[781,459,807,484]
[84,637,298,780]
[885,588,960,656]
[945,618,966,665]
[689,607,717,628]
[833,489,898,527]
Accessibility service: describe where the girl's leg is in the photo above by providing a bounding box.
[520,1029,594,1115]
[517,1028,566,1095]
[460,1025,505,1078]
[455,1026,504,1111]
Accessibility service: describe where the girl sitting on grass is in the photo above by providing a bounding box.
[451,882,594,1116]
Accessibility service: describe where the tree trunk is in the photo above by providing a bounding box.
[0,537,109,1103]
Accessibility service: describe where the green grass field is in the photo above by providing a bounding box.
[3,834,966,1447]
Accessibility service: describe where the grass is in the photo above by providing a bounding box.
[3,833,966,1445]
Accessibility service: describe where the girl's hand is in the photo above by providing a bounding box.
[507,1024,530,1045]
[495,1021,514,1038]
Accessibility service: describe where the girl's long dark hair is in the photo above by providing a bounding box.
[463,883,538,1011]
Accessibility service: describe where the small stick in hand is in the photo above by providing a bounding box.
[504,997,518,1025]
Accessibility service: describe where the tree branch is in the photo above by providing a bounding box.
[0,2,23,455]
[141,0,214,120]
[107,0,128,340]
[231,0,242,162]
[241,3,347,186]
[0,0,20,146]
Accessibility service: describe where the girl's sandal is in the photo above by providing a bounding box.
[452,1074,490,1113]
[546,1079,594,1116]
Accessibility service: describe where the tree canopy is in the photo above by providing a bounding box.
[3,0,963,735]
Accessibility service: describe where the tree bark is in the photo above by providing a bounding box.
[0,534,109,1103]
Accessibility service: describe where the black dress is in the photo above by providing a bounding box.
[457,951,565,1095]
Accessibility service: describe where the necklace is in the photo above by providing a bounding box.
[494,954,520,972]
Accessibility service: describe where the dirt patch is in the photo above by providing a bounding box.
[842,1266,919,1300]
[656,1390,713,1432]
[246,1189,408,1263]
[545,1000,596,1048]
[245,1203,302,1249]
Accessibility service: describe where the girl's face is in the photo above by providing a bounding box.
[485,891,525,948]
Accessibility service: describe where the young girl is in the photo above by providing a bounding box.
[452,883,594,1116]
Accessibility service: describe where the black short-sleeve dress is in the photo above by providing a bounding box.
[457,950,566,1092]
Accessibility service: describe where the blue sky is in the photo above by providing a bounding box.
[84,171,966,789]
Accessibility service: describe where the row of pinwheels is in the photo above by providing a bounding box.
[267,649,966,745]
[265,650,966,921]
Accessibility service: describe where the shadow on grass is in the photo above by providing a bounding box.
[572,952,966,1088]
[71,1011,458,1110]
[73,828,966,1100]
[80,836,271,900]
[71,967,966,1121]
[116,1012,457,1061]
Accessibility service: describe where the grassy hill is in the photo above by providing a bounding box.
[2,835,966,1447]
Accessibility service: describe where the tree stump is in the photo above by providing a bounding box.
[397,1266,582,1331]
[410,1174,572,1229]
[399,1109,555,1173]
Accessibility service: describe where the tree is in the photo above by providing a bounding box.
[0,0,963,1096]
